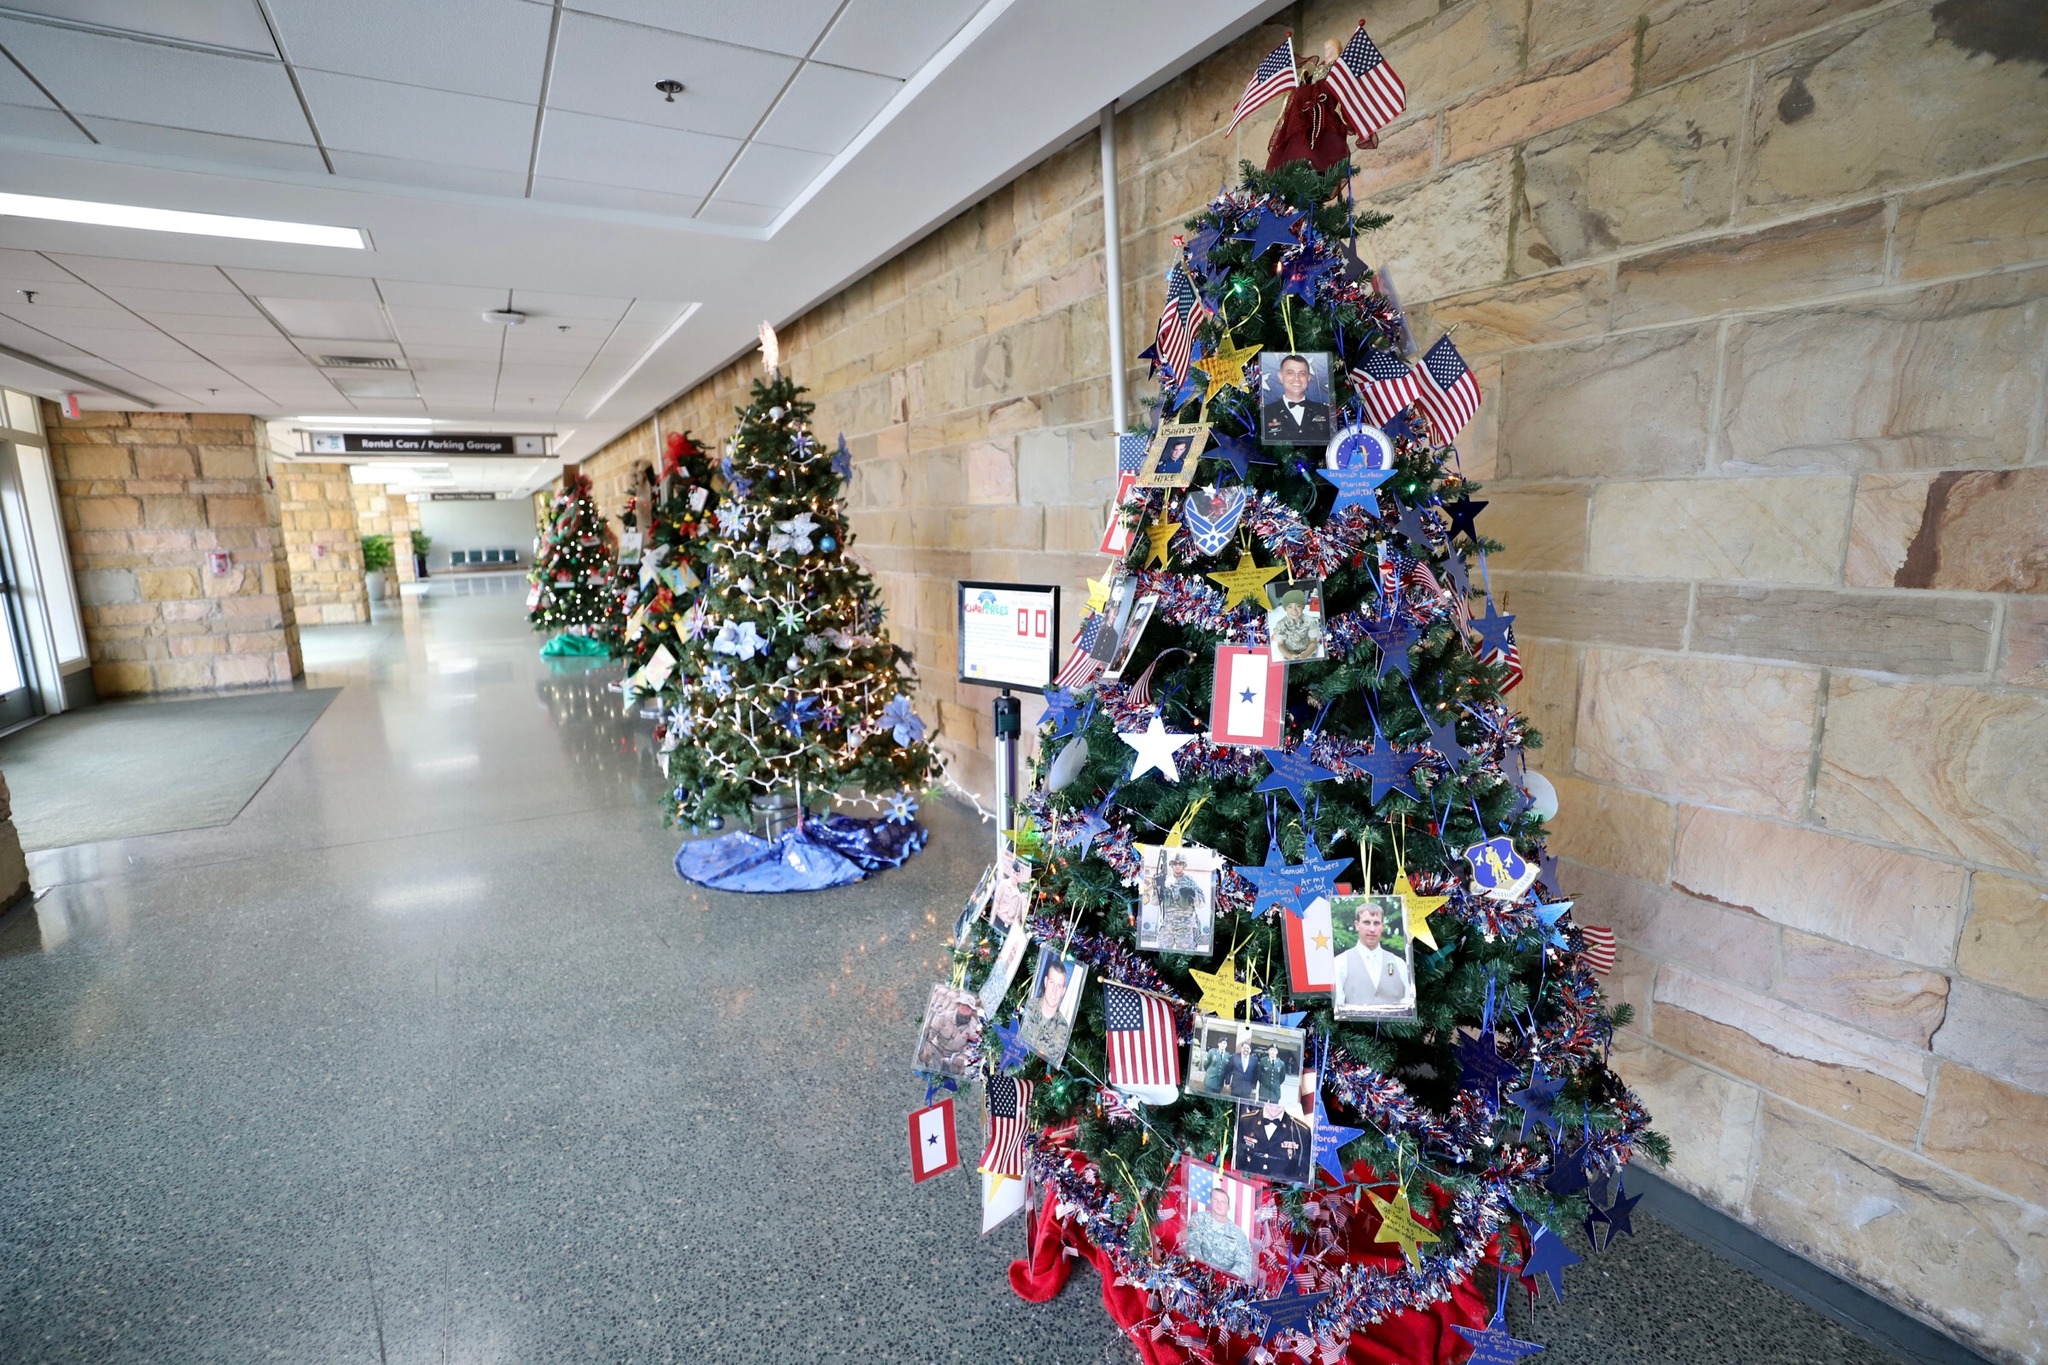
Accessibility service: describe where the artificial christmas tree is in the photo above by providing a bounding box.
[665,350,935,892]
[527,471,621,654]
[618,431,718,705]
[927,27,1656,1363]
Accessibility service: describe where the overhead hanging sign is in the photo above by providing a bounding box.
[957,580,1060,693]
[308,432,548,456]
[428,491,501,500]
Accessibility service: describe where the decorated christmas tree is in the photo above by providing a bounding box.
[925,26,1657,1362]
[666,343,936,891]
[619,431,718,702]
[527,471,621,652]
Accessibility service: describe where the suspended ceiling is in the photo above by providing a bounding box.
[0,0,1281,468]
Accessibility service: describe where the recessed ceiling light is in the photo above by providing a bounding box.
[0,192,365,248]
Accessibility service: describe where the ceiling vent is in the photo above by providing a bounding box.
[318,355,402,370]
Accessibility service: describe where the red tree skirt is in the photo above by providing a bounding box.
[1009,1183,1490,1365]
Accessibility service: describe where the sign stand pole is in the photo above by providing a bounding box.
[992,688,1020,860]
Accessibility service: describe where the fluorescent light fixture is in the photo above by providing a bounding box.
[0,192,366,249]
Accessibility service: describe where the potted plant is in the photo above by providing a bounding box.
[361,533,395,602]
[411,529,432,579]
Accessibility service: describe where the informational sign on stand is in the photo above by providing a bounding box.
[956,581,1060,693]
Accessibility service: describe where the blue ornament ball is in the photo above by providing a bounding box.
[819,534,838,552]
[707,815,724,830]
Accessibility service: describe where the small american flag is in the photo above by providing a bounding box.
[1417,335,1482,442]
[1053,616,1106,688]
[1349,347,1424,426]
[1325,23,1405,138]
[1580,925,1617,975]
[1153,262,1205,385]
[1481,618,1522,691]
[1104,983,1180,1092]
[1227,33,1298,134]
[980,1075,1034,1179]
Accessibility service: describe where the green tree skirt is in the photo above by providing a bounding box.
[540,631,610,657]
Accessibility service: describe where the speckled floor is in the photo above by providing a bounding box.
[0,577,1918,1364]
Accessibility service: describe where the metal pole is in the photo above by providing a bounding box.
[1099,103,1127,432]
[993,689,1021,859]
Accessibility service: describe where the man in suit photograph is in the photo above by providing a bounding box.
[1260,353,1331,444]
[1226,1036,1261,1101]
[1334,897,1411,1016]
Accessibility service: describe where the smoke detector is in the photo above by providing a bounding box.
[485,308,526,326]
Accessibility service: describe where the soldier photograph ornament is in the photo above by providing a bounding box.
[1134,842,1221,954]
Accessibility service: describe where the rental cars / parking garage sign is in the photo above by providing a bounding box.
[308,432,548,455]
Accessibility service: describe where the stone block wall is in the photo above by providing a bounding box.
[277,462,369,625]
[581,2,2047,1355]
[0,768,29,909]
[352,482,421,587]
[46,406,304,695]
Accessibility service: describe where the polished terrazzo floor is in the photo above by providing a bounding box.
[0,577,1922,1363]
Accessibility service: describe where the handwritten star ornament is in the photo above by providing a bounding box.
[1367,1187,1438,1266]
[1207,549,1286,611]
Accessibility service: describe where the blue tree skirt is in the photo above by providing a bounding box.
[675,813,927,893]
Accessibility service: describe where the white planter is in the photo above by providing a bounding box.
[364,569,387,603]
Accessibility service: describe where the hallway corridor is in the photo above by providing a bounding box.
[0,577,1113,1363]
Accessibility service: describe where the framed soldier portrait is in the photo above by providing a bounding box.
[1175,1157,1270,1284]
[1134,843,1219,955]
[1184,1016,1308,1116]
[1136,422,1210,489]
[1329,893,1418,1022]
[1231,1101,1314,1187]
[1101,593,1160,682]
[977,916,1031,1018]
[912,983,983,1080]
[952,863,1000,946]
[1257,352,1334,446]
[1018,947,1088,1070]
[986,851,1033,933]
[1264,578,1327,664]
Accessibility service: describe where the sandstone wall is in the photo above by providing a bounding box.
[351,482,421,587]
[277,462,369,625]
[581,2,2048,1355]
[47,406,303,695]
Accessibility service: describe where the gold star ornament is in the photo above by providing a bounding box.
[1188,958,1258,1019]
[1393,867,1449,952]
[1368,1187,1439,1266]
[1144,516,1180,569]
[1206,550,1286,611]
[1201,337,1262,395]
[1086,574,1112,613]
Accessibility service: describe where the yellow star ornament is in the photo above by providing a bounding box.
[1144,517,1180,569]
[1086,574,1112,613]
[1202,337,1262,395]
[1188,959,1258,1019]
[1393,868,1449,952]
[1206,550,1286,611]
[1368,1188,1439,1266]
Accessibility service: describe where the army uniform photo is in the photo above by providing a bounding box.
[1135,843,1219,954]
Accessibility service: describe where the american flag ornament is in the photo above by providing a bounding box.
[1227,33,1298,134]
[1580,924,1617,976]
[1417,335,1482,442]
[1052,615,1107,688]
[1153,262,1207,385]
[1103,981,1181,1099]
[1349,347,1425,426]
[1325,23,1406,139]
[980,1075,1034,1179]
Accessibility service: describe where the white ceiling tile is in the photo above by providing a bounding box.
[298,71,535,173]
[378,281,514,311]
[0,18,308,139]
[694,198,779,228]
[0,250,82,285]
[94,286,262,317]
[332,372,419,398]
[268,0,551,102]
[135,312,286,337]
[563,0,843,57]
[182,335,306,360]
[328,150,530,198]
[814,0,983,79]
[528,175,705,219]
[548,13,795,140]
[257,297,391,339]
[715,142,829,208]
[390,327,506,350]
[229,270,380,301]
[533,109,733,195]
[80,115,326,171]
[2,2,278,54]
[49,328,196,357]
[0,102,88,145]
[754,62,900,156]
[0,305,152,331]
[52,256,238,291]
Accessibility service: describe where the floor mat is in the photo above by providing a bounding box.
[0,687,339,850]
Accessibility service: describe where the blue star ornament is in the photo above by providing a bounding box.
[1602,1177,1642,1242]
[1468,598,1517,655]
[1186,224,1224,270]
[1452,1316,1547,1363]
[1423,709,1468,766]
[1252,1287,1330,1343]
[1066,800,1112,860]
[1506,1064,1565,1142]
[1318,462,1397,517]
[1353,734,1425,805]
[1443,495,1487,540]
[1312,1088,1367,1187]
[1520,1224,1582,1303]
[1364,616,1420,679]
[1256,745,1339,810]
[1531,900,1574,951]
[1232,204,1301,258]
[1454,1029,1519,1100]
[988,1016,1029,1073]
[1277,837,1351,919]
[1545,1142,1591,1199]
[1394,498,1433,546]
[1236,839,1301,917]
[1042,687,1087,740]
[1279,253,1337,305]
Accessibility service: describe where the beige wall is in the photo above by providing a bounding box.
[351,482,421,586]
[47,406,303,696]
[277,461,370,625]
[582,0,2048,1357]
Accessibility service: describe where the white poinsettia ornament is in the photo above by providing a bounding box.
[767,512,818,555]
